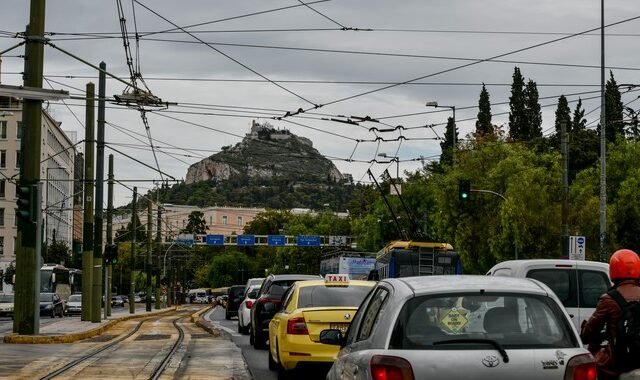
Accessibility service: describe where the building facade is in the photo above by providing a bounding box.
[0,95,76,292]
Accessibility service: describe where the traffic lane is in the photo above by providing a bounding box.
[206,306,330,380]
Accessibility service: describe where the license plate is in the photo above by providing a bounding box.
[330,323,349,335]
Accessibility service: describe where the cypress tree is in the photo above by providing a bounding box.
[475,84,493,136]
[508,67,526,140]
[572,98,586,131]
[604,71,624,142]
[439,116,457,167]
[524,79,542,139]
[554,95,571,135]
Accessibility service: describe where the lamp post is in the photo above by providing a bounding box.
[426,101,456,166]
[377,153,399,179]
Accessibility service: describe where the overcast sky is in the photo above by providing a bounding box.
[2,0,639,207]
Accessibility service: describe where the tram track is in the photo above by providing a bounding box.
[149,316,186,380]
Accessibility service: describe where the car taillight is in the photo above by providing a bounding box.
[370,355,414,380]
[564,353,596,380]
[245,300,253,309]
[286,317,308,335]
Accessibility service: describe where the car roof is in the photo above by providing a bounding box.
[391,275,549,296]
[490,259,609,270]
[295,279,375,288]
[268,274,322,281]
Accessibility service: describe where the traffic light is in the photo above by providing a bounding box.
[458,180,471,201]
[104,244,118,265]
[16,184,37,223]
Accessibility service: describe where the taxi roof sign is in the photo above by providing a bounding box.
[325,274,350,284]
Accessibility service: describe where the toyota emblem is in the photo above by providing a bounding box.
[482,355,500,368]
[344,313,351,320]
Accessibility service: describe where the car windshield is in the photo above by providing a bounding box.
[0,294,13,302]
[389,293,577,350]
[297,285,372,308]
[39,293,54,302]
[69,295,81,302]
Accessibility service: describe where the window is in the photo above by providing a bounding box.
[297,285,372,308]
[0,236,4,255]
[16,150,21,168]
[0,208,4,226]
[0,121,6,139]
[17,121,23,138]
[209,216,213,225]
[14,208,17,226]
[357,287,389,341]
[222,215,228,225]
[0,150,5,168]
[237,216,243,226]
[527,269,577,307]
[579,270,611,308]
[0,180,5,198]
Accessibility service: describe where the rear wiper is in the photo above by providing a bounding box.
[432,339,510,363]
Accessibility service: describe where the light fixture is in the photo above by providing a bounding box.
[425,101,438,107]
[0,84,69,101]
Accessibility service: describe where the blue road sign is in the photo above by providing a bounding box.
[176,234,195,246]
[237,235,255,246]
[268,235,286,246]
[297,235,321,247]
[206,234,224,245]
[577,236,585,245]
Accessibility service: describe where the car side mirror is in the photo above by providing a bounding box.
[319,329,344,346]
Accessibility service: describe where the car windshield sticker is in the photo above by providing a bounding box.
[440,307,469,333]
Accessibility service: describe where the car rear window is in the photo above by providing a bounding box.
[0,294,13,302]
[297,285,372,308]
[69,295,81,302]
[389,293,577,350]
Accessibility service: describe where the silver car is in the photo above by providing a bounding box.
[321,275,595,380]
[237,279,264,334]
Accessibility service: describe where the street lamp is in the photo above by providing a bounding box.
[426,101,456,166]
[377,153,399,179]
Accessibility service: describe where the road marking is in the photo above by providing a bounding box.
[205,307,241,337]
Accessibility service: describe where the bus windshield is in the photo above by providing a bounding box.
[40,271,54,293]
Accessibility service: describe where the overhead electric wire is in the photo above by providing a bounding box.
[133,0,319,107]
[297,0,346,29]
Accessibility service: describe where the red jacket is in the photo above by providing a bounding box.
[580,280,640,377]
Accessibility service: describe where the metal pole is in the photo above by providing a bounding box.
[146,201,152,312]
[93,62,106,323]
[106,154,114,317]
[14,0,46,335]
[33,182,43,334]
[561,120,569,258]
[81,82,95,322]
[155,195,162,309]
[599,0,607,262]
[129,187,137,314]
[452,106,456,166]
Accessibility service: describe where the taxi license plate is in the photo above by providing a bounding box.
[330,323,349,334]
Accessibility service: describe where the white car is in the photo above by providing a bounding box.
[321,275,595,380]
[237,283,262,334]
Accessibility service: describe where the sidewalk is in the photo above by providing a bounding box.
[3,305,176,344]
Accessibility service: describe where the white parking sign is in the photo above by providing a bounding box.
[569,236,586,260]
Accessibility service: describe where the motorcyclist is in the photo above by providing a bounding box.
[581,249,640,379]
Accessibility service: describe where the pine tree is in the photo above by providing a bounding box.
[524,79,542,139]
[554,95,571,135]
[508,67,526,140]
[475,84,493,136]
[439,117,457,167]
[572,98,586,131]
[604,71,624,142]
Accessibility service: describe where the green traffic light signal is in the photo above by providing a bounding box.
[16,184,37,222]
[459,180,471,201]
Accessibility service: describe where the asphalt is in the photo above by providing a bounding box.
[4,306,252,380]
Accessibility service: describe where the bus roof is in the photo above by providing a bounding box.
[376,240,454,261]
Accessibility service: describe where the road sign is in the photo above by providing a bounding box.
[176,234,195,246]
[328,235,347,246]
[569,235,586,260]
[206,234,224,245]
[297,235,321,247]
[237,235,255,246]
[267,235,285,246]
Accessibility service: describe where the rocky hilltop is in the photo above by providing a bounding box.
[186,121,343,184]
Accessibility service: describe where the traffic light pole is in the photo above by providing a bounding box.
[82,82,95,322]
[94,62,106,322]
[14,0,46,335]
[106,154,114,317]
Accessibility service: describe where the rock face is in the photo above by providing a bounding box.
[185,121,342,184]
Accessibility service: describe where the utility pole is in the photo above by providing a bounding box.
[92,62,106,323]
[561,121,569,258]
[146,201,152,312]
[155,198,162,310]
[14,0,46,335]
[129,187,137,314]
[106,154,114,317]
[599,0,607,262]
[81,82,95,322]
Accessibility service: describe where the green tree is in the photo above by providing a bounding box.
[43,240,71,265]
[475,84,493,136]
[554,95,571,136]
[114,213,147,242]
[572,98,586,131]
[207,251,255,287]
[604,71,625,143]
[524,79,542,139]
[244,209,291,234]
[181,211,207,234]
[440,117,457,167]
[508,67,527,140]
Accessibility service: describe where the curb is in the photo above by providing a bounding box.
[191,305,222,337]
[3,307,177,344]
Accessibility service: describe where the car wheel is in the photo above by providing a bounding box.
[268,341,278,371]
[51,310,55,318]
[254,330,266,349]
[225,311,231,320]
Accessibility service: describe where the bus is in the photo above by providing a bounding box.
[371,240,462,280]
[40,264,80,303]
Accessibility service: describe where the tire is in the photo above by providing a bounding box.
[254,330,266,349]
[51,310,55,318]
[237,322,242,334]
[268,342,278,371]
[249,327,255,346]
[225,310,231,320]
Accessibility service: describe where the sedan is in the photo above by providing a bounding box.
[65,294,82,315]
[268,276,374,377]
[0,294,14,318]
[321,275,596,380]
[237,285,261,334]
[39,293,64,318]
[111,295,126,307]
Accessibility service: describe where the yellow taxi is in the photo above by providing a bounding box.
[268,274,374,375]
